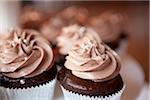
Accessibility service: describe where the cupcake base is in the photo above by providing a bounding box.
[0,66,57,100]
[1,79,56,100]
[61,85,125,100]
[58,67,124,97]
[1,65,57,89]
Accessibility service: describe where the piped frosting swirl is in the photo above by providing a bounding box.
[65,37,121,82]
[56,24,101,55]
[0,29,53,78]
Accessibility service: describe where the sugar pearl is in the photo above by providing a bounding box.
[20,79,25,84]
[24,57,28,60]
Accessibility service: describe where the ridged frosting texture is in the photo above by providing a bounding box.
[0,29,53,78]
[56,24,101,55]
[65,37,121,82]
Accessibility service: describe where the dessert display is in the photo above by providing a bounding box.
[58,37,125,100]
[0,29,57,100]
[56,24,100,65]
[89,11,127,50]
[1,2,146,100]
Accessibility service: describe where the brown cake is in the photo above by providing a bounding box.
[58,67,123,97]
[57,37,124,99]
[0,29,57,89]
[1,66,57,88]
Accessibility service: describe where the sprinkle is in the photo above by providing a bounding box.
[23,39,27,43]
[20,79,25,84]
[24,57,28,60]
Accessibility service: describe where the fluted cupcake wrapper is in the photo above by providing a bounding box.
[0,78,56,100]
[61,85,125,100]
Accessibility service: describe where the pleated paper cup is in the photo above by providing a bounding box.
[1,78,56,100]
[61,85,125,100]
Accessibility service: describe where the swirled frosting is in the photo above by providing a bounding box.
[90,11,124,42]
[56,24,101,55]
[65,37,121,82]
[0,29,53,78]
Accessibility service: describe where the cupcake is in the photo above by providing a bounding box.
[20,6,47,31]
[89,11,127,50]
[58,37,125,100]
[60,6,89,26]
[40,16,65,47]
[40,6,89,62]
[40,6,89,46]
[56,24,100,65]
[0,29,57,100]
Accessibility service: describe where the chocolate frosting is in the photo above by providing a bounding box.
[40,6,88,42]
[0,29,53,78]
[65,37,121,82]
[56,24,101,55]
[61,6,89,25]
[90,11,124,42]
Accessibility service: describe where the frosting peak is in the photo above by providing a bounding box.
[0,29,53,78]
[65,37,121,82]
[56,24,101,55]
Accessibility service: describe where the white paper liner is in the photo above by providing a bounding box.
[61,85,125,100]
[1,78,56,100]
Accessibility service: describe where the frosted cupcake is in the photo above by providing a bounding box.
[56,24,100,65]
[20,6,47,30]
[60,6,89,26]
[0,29,57,100]
[40,6,89,47]
[58,37,125,100]
[89,11,127,50]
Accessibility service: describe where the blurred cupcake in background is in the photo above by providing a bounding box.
[20,6,48,31]
[40,6,89,47]
[55,24,100,65]
[60,6,89,26]
[0,29,57,100]
[58,37,125,100]
[89,11,128,53]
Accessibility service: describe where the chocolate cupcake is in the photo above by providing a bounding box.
[56,24,100,65]
[20,6,47,30]
[0,29,57,100]
[40,6,89,46]
[60,6,89,26]
[58,37,125,100]
[89,11,127,50]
